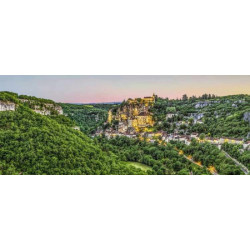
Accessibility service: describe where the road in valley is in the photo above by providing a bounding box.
[181,153,219,175]
[222,150,249,175]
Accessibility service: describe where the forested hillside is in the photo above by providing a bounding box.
[0,91,19,102]
[152,94,250,138]
[0,92,145,175]
[172,140,243,175]
[60,103,117,134]
[222,143,250,169]
[96,136,209,175]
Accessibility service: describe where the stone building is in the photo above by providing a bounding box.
[108,94,156,133]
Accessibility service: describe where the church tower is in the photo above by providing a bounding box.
[152,93,157,102]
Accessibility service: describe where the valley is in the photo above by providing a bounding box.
[0,91,249,175]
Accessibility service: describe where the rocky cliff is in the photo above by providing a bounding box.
[0,101,16,111]
[0,99,63,115]
[33,104,63,115]
[20,99,63,115]
[243,112,250,123]
[108,95,155,134]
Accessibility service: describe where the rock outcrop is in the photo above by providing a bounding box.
[20,99,63,115]
[33,104,63,115]
[0,98,63,116]
[195,101,209,109]
[0,101,16,111]
[243,112,250,123]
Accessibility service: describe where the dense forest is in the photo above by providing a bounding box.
[0,91,19,102]
[222,143,250,169]
[60,103,117,134]
[96,136,209,175]
[172,140,243,175]
[0,92,145,175]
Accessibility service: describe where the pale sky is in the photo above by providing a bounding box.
[0,76,249,103]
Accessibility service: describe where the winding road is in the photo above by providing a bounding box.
[222,150,249,175]
[182,154,218,175]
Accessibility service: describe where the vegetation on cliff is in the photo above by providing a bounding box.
[0,94,145,175]
[152,94,250,138]
[0,91,19,103]
[60,103,117,134]
[19,94,55,104]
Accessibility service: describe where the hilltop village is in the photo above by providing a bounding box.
[107,94,156,134]
[95,94,250,151]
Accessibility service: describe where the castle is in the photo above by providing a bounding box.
[108,94,156,133]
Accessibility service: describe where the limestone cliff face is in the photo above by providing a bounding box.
[243,112,250,123]
[0,101,16,111]
[0,99,63,115]
[20,99,63,115]
[108,95,155,133]
[33,104,63,115]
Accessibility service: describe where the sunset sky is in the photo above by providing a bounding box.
[0,75,249,103]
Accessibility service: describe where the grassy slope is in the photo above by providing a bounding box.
[123,161,152,171]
